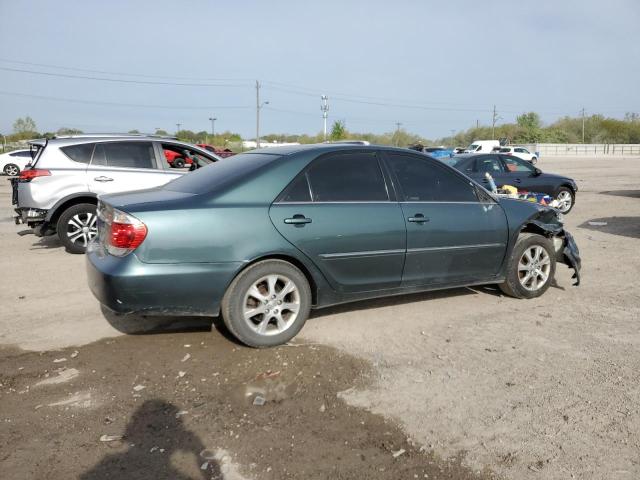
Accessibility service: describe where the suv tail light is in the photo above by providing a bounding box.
[98,203,147,256]
[19,168,51,181]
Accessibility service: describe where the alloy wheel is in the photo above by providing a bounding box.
[518,245,551,291]
[556,190,573,213]
[66,212,98,247]
[5,164,19,176]
[242,274,300,336]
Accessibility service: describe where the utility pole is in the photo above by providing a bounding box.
[176,123,181,134]
[581,107,586,143]
[491,105,498,139]
[209,117,217,137]
[395,122,402,146]
[450,129,456,146]
[321,95,329,141]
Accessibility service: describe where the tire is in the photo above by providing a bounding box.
[499,233,556,299]
[4,163,20,176]
[221,259,312,348]
[555,187,575,214]
[530,157,537,165]
[56,203,98,254]
[173,159,185,168]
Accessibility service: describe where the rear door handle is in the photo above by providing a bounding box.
[408,214,429,223]
[94,176,114,182]
[284,214,312,225]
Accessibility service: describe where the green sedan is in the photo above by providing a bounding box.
[87,144,580,347]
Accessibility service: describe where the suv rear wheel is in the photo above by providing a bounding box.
[57,203,98,254]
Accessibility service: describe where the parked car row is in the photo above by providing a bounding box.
[1,149,33,176]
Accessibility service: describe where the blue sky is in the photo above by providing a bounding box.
[1,0,638,139]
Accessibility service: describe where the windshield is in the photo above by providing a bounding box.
[163,152,278,195]
[468,144,479,151]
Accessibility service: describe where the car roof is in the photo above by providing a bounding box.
[246,143,430,156]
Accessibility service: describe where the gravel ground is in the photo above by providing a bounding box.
[1,156,639,479]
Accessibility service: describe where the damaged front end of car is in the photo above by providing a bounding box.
[523,208,581,286]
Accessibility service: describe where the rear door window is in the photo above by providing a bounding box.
[386,153,477,202]
[305,152,388,202]
[475,155,505,174]
[61,143,95,164]
[91,142,156,169]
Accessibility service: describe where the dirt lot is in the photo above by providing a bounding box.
[1,156,639,479]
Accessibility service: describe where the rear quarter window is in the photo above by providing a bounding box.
[164,152,277,194]
[61,143,95,164]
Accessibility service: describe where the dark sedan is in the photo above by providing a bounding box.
[87,145,580,347]
[447,154,578,213]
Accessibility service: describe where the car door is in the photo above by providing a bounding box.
[500,155,555,195]
[269,150,406,293]
[87,141,178,195]
[383,152,508,285]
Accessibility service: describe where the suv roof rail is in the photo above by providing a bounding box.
[52,133,179,140]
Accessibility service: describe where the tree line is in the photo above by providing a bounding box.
[4,112,640,151]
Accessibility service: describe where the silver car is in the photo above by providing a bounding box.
[13,134,220,253]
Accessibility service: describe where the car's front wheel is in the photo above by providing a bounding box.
[173,159,185,168]
[499,233,556,299]
[4,163,20,176]
[221,259,312,347]
[530,156,537,165]
[555,187,575,213]
[57,203,98,254]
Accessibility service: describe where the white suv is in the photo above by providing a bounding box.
[499,146,538,164]
[12,135,220,253]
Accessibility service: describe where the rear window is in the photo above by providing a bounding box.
[164,152,277,194]
[61,143,95,164]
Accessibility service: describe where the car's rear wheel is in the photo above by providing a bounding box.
[555,187,575,213]
[173,159,185,168]
[221,259,312,348]
[57,203,98,254]
[4,163,20,176]
[499,233,556,299]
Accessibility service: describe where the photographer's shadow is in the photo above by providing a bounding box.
[81,399,217,480]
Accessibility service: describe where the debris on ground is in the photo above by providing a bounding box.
[255,370,280,380]
[253,395,266,406]
[53,358,67,363]
[70,350,79,358]
[181,353,191,362]
[588,221,608,226]
[392,448,406,458]
[178,371,186,378]
[132,384,145,392]
[320,403,326,413]
[35,368,79,386]
[99,434,123,442]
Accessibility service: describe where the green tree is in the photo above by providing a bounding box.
[154,129,169,136]
[13,116,38,135]
[57,127,84,135]
[330,120,347,141]
[128,129,140,134]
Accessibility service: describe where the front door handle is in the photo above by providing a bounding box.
[284,214,312,225]
[94,176,114,182]
[408,214,429,223]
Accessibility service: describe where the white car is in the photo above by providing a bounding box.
[499,146,538,164]
[1,149,33,176]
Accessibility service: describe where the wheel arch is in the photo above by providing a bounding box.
[46,193,98,225]
[232,253,321,306]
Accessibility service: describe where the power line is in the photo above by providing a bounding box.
[0,90,252,110]
[0,58,254,82]
[0,66,251,88]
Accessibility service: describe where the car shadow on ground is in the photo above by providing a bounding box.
[578,216,640,239]
[29,234,64,250]
[79,399,216,480]
[309,285,500,319]
[599,189,640,199]
[102,286,506,343]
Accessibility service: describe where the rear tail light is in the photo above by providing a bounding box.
[19,168,51,181]
[98,204,147,256]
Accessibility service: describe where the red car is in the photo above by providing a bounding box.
[163,149,192,168]
[196,144,236,158]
